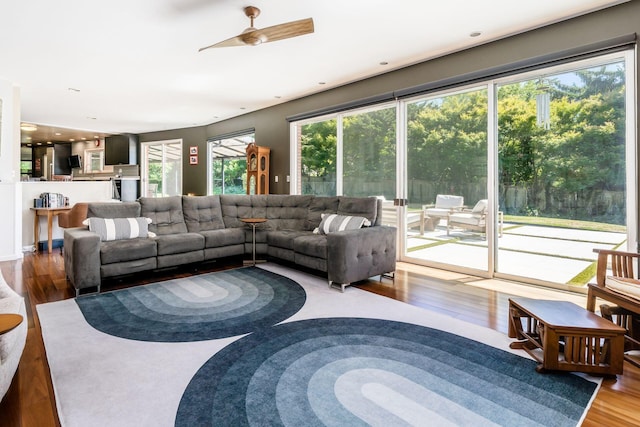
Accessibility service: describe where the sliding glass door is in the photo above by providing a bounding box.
[495,55,633,287]
[292,50,636,291]
[402,88,489,272]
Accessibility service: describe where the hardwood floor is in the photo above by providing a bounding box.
[1,253,639,426]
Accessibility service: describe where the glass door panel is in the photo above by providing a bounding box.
[141,140,182,198]
[496,59,629,287]
[342,106,396,199]
[299,118,337,196]
[403,88,489,272]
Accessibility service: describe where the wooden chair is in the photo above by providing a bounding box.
[587,248,640,367]
[57,203,89,254]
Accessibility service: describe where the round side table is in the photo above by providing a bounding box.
[0,314,23,336]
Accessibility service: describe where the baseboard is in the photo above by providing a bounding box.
[0,252,25,262]
[38,239,64,252]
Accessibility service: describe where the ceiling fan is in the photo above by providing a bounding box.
[199,6,314,51]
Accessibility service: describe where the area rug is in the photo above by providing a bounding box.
[37,264,599,427]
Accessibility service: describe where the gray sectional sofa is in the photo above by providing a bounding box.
[63,194,396,295]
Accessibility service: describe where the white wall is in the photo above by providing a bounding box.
[0,78,22,261]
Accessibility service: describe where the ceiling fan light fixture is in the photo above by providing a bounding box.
[20,123,38,132]
[241,28,267,46]
[199,5,313,51]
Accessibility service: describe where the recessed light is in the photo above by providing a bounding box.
[69,139,75,142]
[470,31,482,37]
[20,123,38,132]
[240,107,246,110]
[81,137,86,140]
[93,135,99,138]
[379,61,389,66]
[68,87,81,92]
[55,132,61,136]
[37,142,42,145]
[86,116,97,120]
[47,141,52,145]
[275,95,282,99]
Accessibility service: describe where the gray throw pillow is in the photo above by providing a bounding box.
[84,217,154,241]
[314,213,371,235]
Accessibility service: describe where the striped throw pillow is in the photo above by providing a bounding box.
[84,217,153,241]
[315,213,371,235]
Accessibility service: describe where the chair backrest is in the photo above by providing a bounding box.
[434,194,464,209]
[471,199,488,214]
[58,203,89,228]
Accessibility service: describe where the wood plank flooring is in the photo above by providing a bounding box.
[0,253,639,426]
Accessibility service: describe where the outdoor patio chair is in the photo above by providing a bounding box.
[586,248,640,367]
[380,198,427,235]
[446,199,503,238]
[423,194,464,230]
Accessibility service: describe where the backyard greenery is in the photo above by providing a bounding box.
[301,62,626,225]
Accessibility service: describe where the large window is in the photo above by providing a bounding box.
[208,132,255,195]
[298,118,337,196]
[294,105,396,198]
[141,139,182,198]
[291,49,636,291]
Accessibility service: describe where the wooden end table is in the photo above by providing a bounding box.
[508,297,625,376]
[0,314,23,335]
[240,218,267,266]
[31,206,72,254]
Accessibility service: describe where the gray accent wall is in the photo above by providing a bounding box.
[139,2,639,196]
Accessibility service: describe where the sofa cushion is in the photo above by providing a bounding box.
[84,217,153,241]
[100,238,157,265]
[87,202,141,219]
[220,195,254,228]
[337,196,378,225]
[265,195,313,231]
[293,234,327,259]
[306,196,340,231]
[200,228,245,249]
[182,195,225,232]
[267,230,313,250]
[140,196,188,235]
[315,213,370,235]
[154,233,205,256]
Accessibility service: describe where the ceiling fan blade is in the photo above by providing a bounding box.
[198,34,246,51]
[259,18,314,43]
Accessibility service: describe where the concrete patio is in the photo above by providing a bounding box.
[404,221,627,288]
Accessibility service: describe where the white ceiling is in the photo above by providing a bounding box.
[1,0,626,139]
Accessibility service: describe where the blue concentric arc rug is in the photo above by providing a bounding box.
[37,264,600,427]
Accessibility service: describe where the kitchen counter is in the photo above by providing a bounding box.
[72,176,140,181]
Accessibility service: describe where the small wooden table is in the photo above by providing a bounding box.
[0,314,23,335]
[31,206,72,254]
[240,218,267,266]
[508,297,626,375]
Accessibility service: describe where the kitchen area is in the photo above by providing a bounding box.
[20,125,141,251]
